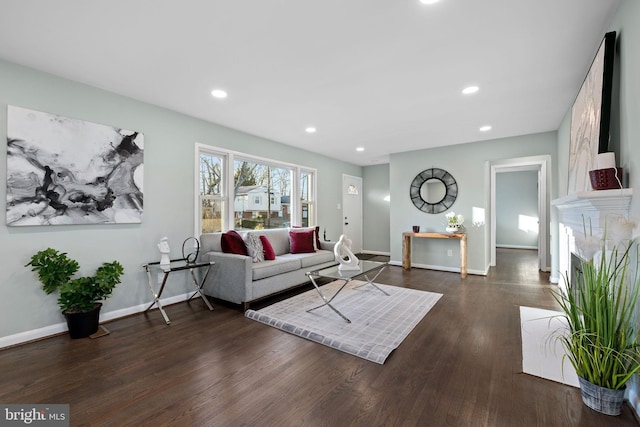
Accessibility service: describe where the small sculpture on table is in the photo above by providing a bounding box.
[181,237,200,264]
[158,237,171,266]
[334,234,360,271]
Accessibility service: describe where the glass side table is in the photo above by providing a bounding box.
[142,258,214,324]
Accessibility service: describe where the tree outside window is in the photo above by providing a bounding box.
[199,153,224,233]
[234,160,291,230]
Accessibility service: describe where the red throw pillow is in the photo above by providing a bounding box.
[260,235,276,260]
[289,229,316,254]
[291,226,321,250]
[221,230,248,256]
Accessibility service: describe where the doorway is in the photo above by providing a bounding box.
[496,170,539,249]
[342,174,363,254]
[490,158,549,272]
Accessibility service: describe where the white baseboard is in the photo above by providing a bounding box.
[99,292,192,323]
[0,323,69,350]
[496,244,538,250]
[388,260,487,276]
[411,262,460,273]
[626,387,640,421]
[0,292,192,350]
[360,250,390,256]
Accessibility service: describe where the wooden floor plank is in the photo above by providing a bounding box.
[1,248,637,426]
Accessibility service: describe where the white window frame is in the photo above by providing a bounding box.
[195,143,317,236]
[299,167,316,227]
[194,146,229,237]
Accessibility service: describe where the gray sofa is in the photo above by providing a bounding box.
[199,228,336,310]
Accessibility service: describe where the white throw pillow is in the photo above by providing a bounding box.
[244,233,265,263]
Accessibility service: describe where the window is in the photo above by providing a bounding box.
[300,170,315,227]
[198,152,225,233]
[234,159,291,230]
[195,144,315,235]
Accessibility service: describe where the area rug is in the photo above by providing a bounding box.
[245,280,442,364]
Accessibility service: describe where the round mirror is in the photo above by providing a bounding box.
[420,178,446,204]
[410,168,458,214]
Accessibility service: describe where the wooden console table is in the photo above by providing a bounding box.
[402,232,467,278]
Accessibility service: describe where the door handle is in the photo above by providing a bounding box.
[344,222,349,225]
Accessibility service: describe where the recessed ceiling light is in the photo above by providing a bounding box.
[305,127,316,133]
[480,125,492,132]
[211,89,228,99]
[419,0,440,4]
[462,86,479,95]
[356,147,365,152]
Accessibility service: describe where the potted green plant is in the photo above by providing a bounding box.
[553,237,640,416]
[26,248,124,339]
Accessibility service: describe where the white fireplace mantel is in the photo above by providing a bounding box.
[552,188,633,234]
[552,188,633,288]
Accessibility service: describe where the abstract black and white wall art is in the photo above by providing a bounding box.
[567,32,615,194]
[6,106,144,226]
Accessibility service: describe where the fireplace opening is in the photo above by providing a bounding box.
[569,252,585,305]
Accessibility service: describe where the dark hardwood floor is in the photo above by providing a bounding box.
[2,248,638,426]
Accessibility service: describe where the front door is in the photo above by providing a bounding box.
[342,174,363,254]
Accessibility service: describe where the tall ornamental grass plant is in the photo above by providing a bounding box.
[553,239,640,390]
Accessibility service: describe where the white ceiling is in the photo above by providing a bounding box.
[0,0,621,166]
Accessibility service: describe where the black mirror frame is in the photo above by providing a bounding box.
[410,168,458,214]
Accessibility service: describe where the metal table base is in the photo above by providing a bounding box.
[306,262,389,323]
[143,259,214,324]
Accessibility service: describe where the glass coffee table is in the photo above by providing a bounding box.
[306,260,389,323]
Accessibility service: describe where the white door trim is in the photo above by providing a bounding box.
[490,158,549,271]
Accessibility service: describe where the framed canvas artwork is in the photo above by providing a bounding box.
[6,105,144,226]
[567,31,616,194]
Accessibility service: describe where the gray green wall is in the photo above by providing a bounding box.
[613,1,640,411]
[0,59,361,346]
[362,163,390,254]
[496,171,539,248]
[610,0,640,223]
[390,132,557,274]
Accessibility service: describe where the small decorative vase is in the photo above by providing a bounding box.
[445,226,459,233]
[578,377,625,416]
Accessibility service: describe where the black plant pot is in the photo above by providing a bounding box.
[63,303,101,339]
